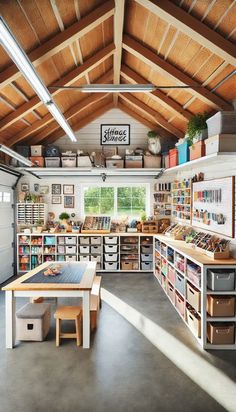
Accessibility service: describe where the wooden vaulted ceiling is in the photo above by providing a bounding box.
[0,0,235,147]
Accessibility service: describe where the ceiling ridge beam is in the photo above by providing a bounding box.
[121,64,192,121]
[134,0,236,66]
[8,70,113,147]
[119,93,184,138]
[113,0,125,106]
[0,43,115,132]
[0,0,115,90]
[117,101,158,130]
[122,34,233,111]
[37,100,115,145]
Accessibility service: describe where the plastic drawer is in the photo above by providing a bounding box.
[65,245,76,254]
[79,255,89,262]
[186,307,201,338]
[104,262,118,270]
[79,237,90,245]
[79,246,89,254]
[141,254,153,262]
[104,236,118,245]
[207,270,235,291]
[104,253,118,262]
[90,255,101,263]
[90,237,101,245]
[175,292,184,317]
[167,282,175,303]
[141,262,153,271]
[141,245,153,254]
[65,236,77,245]
[91,245,102,254]
[207,322,235,344]
[207,296,235,317]
[186,282,201,312]
[175,272,185,296]
[104,245,118,253]
[65,255,77,262]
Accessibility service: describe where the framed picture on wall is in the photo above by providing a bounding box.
[100,124,130,145]
[63,184,74,195]
[192,176,234,238]
[51,196,61,204]
[40,185,49,195]
[52,184,61,195]
[21,183,29,192]
[64,195,74,208]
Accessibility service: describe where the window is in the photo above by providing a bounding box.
[82,184,148,218]
[3,192,11,203]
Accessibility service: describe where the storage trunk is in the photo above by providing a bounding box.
[205,134,236,155]
[189,141,205,161]
[206,111,236,137]
[207,322,235,344]
[207,295,235,317]
[143,155,161,168]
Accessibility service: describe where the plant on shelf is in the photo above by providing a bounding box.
[140,212,147,222]
[59,212,70,231]
[36,219,44,233]
[187,113,208,146]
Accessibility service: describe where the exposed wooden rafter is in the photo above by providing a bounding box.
[0,0,115,90]
[0,44,115,132]
[121,65,192,121]
[113,0,125,106]
[117,101,158,131]
[134,0,236,66]
[119,93,183,139]
[122,35,233,111]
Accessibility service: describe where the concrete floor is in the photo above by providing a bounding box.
[0,273,235,412]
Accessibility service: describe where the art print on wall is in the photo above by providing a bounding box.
[100,124,130,145]
[63,185,74,195]
[64,195,74,208]
[40,185,49,195]
[51,196,61,204]
[21,183,29,192]
[192,177,234,238]
[52,184,61,195]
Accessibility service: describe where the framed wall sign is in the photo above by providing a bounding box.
[192,176,234,238]
[52,184,61,195]
[100,124,130,145]
[63,185,74,195]
[64,195,74,208]
[51,196,61,204]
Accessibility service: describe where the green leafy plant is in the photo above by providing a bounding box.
[147,130,158,138]
[140,212,147,222]
[59,212,70,221]
[187,113,208,145]
[36,219,44,226]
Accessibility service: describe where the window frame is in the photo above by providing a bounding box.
[81,182,150,219]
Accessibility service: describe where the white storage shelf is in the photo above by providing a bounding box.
[154,235,236,350]
[17,233,154,274]
[17,203,47,225]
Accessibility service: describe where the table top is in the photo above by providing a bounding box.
[2,261,96,291]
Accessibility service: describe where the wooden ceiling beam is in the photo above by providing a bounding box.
[0,43,115,132]
[121,64,192,121]
[119,93,184,139]
[0,0,115,90]
[113,0,125,106]
[117,101,158,131]
[37,101,114,145]
[135,0,236,66]
[123,35,233,111]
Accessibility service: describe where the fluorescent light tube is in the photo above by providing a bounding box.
[0,144,33,167]
[47,103,77,143]
[78,84,156,93]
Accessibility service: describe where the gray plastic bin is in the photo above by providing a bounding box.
[141,262,153,270]
[207,269,235,291]
[91,245,102,254]
[141,254,153,262]
[206,111,236,137]
[175,272,185,296]
[141,245,153,254]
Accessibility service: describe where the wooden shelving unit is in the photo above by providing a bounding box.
[171,179,192,224]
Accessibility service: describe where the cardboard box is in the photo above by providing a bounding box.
[143,155,161,168]
[207,295,235,317]
[189,141,205,161]
[207,322,235,344]
[205,134,236,155]
[31,145,44,157]
[30,156,44,167]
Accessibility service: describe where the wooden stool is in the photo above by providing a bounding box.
[54,306,82,347]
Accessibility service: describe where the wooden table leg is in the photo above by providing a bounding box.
[83,291,90,349]
[56,318,61,347]
[5,291,16,349]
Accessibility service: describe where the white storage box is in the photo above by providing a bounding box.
[105,158,124,168]
[61,157,76,167]
[205,134,236,155]
[79,237,90,245]
[104,244,118,253]
[57,246,65,254]
[77,156,92,167]
[65,255,77,262]
[91,245,102,254]
[58,236,65,245]
[65,245,76,254]
[45,157,60,167]
[104,236,118,245]
[65,236,77,245]
[104,253,118,262]
[206,111,236,137]
[79,245,89,254]
[104,262,118,270]
[79,255,89,262]
[16,303,50,341]
[90,255,101,263]
[31,145,44,157]
[90,237,101,245]
[207,269,235,291]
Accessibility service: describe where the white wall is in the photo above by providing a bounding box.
[55,108,150,155]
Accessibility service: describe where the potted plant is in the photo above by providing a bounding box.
[59,212,70,231]
[187,113,208,146]
[36,219,44,233]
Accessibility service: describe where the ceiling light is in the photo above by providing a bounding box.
[0,144,33,167]
[0,17,77,142]
[49,84,156,92]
